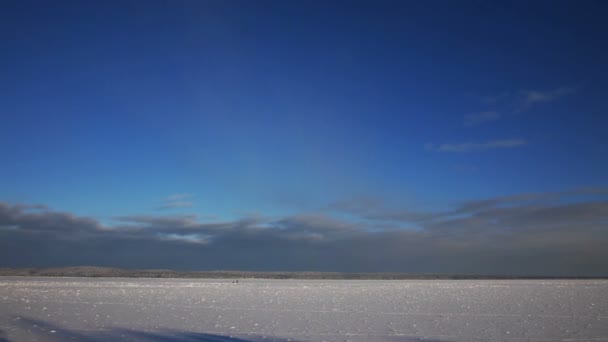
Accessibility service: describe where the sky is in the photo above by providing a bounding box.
[1,0,607,275]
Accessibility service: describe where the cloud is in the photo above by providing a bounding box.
[274,214,362,241]
[166,194,194,201]
[464,111,501,126]
[521,86,576,108]
[0,202,101,235]
[455,187,608,214]
[479,86,576,114]
[454,192,560,214]
[1,188,608,275]
[158,201,194,209]
[116,214,203,231]
[453,164,479,173]
[331,188,608,225]
[481,91,510,104]
[425,139,527,153]
[329,198,436,223]
[157,193,195,210]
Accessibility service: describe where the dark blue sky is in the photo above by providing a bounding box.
[1,1,607,274]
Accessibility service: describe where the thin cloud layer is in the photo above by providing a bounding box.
[464,111,501,127]
[480,86,576,113]
[521,86,576,108]
[1,188,607,275]
[425,139,527,153]
[157,194,195,210]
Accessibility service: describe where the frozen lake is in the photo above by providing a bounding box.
[0,277,607,342]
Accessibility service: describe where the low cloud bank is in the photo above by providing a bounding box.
[1,188,607,276]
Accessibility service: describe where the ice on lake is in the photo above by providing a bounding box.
[1,277,607,341]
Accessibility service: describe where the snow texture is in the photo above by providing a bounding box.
[0,277,607,341]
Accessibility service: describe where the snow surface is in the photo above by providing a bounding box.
[0,277,607,341]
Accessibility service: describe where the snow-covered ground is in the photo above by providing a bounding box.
[0,277,606,341]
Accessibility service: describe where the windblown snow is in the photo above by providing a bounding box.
[0,277,606,341]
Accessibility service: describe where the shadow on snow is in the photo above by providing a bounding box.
[0,328,10,342]
[8,316,446,342]
[10,317,291,342]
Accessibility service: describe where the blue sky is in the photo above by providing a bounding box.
[1,1,607,274]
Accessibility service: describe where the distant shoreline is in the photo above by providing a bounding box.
[1,266,606,280]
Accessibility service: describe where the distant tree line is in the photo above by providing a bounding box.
[0,266,605,279]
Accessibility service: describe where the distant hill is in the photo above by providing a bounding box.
[0,267,605,279]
